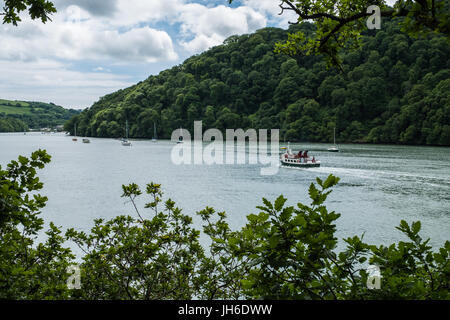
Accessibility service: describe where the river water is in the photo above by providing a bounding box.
[1,132,449,252]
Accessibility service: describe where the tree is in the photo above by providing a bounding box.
[1,151,449,299]
[66,183,207,300]
[210,174,450,299]
[0,150,73,299]
[230,0,450,67]
[1,0,56,25]
[64,173,450,300]
[64,20,450,145]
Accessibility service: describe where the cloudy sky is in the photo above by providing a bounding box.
[0,0,297,109]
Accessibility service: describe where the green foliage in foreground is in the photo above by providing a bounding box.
[1,151,449,299]
[1,0,56,26]
[230,0,450,68]
[0,150,74,299]
[0,99,80,131]
[66,19,450,145]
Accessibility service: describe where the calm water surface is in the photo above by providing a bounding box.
[1,133,449,253]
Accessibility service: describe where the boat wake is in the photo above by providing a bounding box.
[304,166,450,189]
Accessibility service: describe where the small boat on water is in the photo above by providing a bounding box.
[121,120,132,146]
[121,139,132,146]
[328,128,339,152]
[82,138,90,144]
[327,146,339,152]
[280,143,320,168]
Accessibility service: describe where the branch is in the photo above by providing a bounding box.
[128,195,145,223]
[281,0,344,22]
[318,9,400,49]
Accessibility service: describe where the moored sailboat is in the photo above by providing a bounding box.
[122,120,132,146]
[152,122,157,142]
[328,127,339,152]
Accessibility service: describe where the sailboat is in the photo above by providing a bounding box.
[122,120,132,146]
[327,127,339,152]
[72,124,78,142]
[152,122,157,142]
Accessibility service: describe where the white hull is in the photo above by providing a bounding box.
[122,140,132,146]
[280,159,321,168]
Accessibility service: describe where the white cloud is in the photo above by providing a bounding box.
[0,0,278,108]
[0,59,134,108]
[0,1,267,62]
[181,33,223,54]
[0,5,178,63]
[243,0,298,27]
[93,66,111,72]
[178,4,267,53]
[54,0,119,17]
[89,27,178,63]
[112,0,183,26]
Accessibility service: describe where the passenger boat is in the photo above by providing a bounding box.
[280,143,320,168]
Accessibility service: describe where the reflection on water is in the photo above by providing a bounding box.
[1,133,449,252]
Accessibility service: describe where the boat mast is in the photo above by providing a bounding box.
[334,127,336,145]
[153,122,157,140]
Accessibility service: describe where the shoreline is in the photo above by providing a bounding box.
[1,131,449,148]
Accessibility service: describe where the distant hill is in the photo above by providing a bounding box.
[0,99,80,132]
[66,19,449,146]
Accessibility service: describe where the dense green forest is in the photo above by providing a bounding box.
[65,19,450,145]
[0,116,28,132]
[0,99,79,132]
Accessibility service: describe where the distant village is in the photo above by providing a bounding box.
[30,125,65,133]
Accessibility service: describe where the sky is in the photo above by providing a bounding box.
[0,0,297,109]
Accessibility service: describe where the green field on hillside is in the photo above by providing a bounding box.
[0,99,28,107]
[0,99,80,132]
[0,100,33,115]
